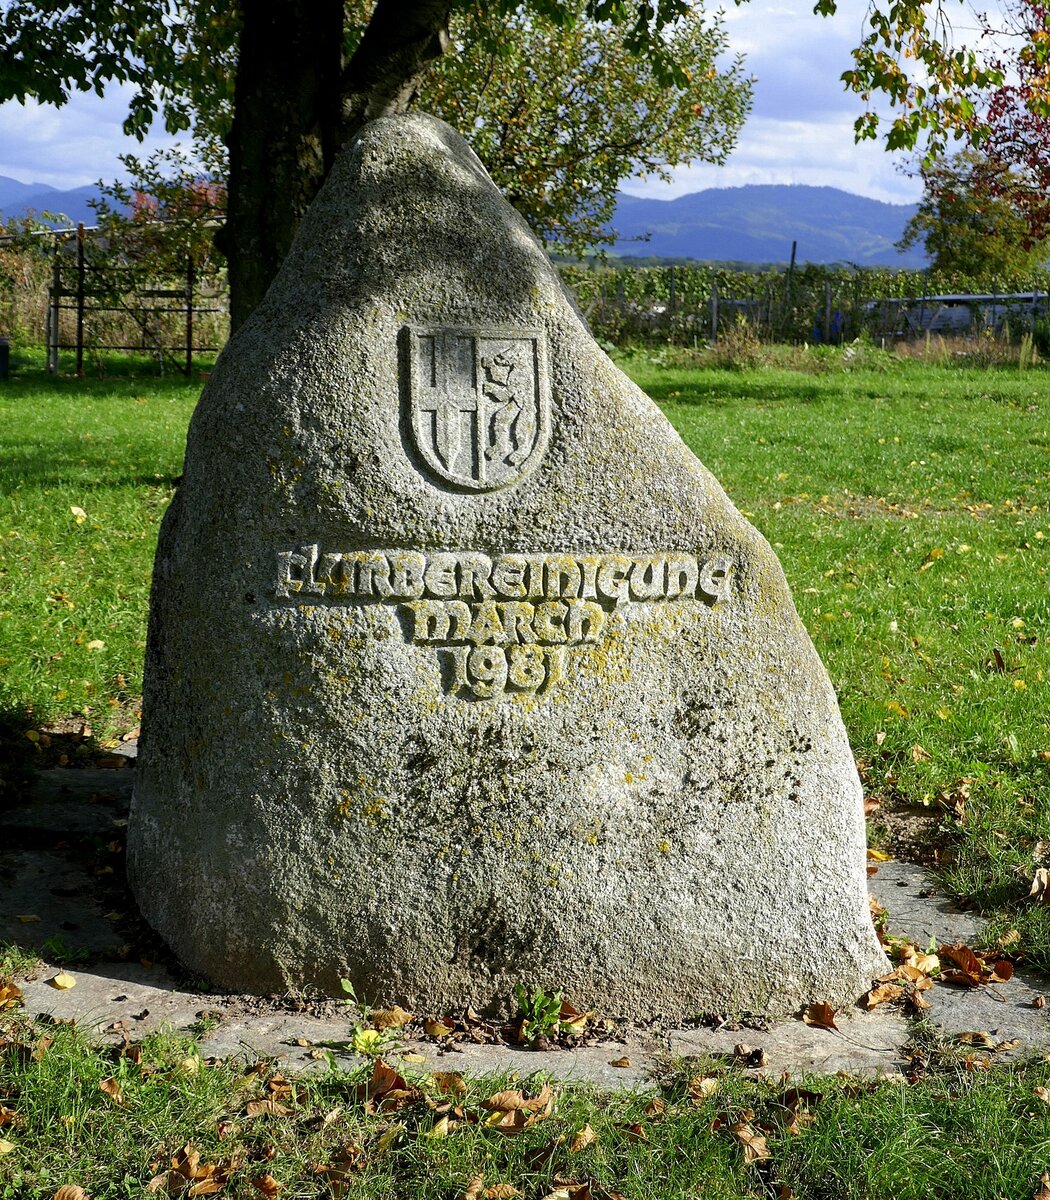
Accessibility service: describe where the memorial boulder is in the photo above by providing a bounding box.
[127,114,886,1019]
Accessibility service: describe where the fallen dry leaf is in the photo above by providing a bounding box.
[250,1175,282,1197]
[730,1121,771,1163]
[53,1189,91,1200]
[245,1099,291,1118]
[1031,869,1050,904]
[483,1083,554,1116]
[48,973,77,991]
[608,1056,632,1068]
[688,1074,719,1102]
[938,943,988,987]
[462,1176,485,1200]
[619,1122,647,1142]
[956,1031,996,1048]
[98,1077,124,1106]
[1034,1172,1050,1200]
[371,1006,414,1031]
[427,1115,455,1138]
[643,1096,666,1117]
[570,1124,597,1152]
[0,1140,14,1157]
[802,1001,838,1030]
[863,983,904,1010]
[484,1186,522,1200]
[424,1017,456,1038]
[0,983,22,1010]
[433,1070,466,1096]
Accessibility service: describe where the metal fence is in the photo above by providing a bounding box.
[41,224,227,375]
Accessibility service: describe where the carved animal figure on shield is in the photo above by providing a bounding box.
[482,348,535,466]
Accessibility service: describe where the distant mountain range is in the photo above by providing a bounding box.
[0,173,927,268]
[0,174,102,226]
[611,184,926,267]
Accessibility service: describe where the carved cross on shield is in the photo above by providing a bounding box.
[405,327,550,491]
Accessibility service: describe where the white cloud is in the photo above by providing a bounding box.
[628,113,922,205]
[0,1,1005,208]
[0,87,187,190]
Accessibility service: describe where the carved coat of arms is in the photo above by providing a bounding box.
[405,328,550,491]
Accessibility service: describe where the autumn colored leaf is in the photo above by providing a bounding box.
[643,1096,666,1117]
[98,1077,125,1106]
[570,1124,598,1152]
[608,1056,632,1068]
[484,1186,522,1200]
[1031,869,1050,904]
[0,1106,20,1128]
[250,1175,282,1197]
[776,1087,822,1135]
[484,1083,554,1116]
[485,1109,530,1135]
[688,1075,719,1103]
[863,983,904,1010]
[803,1001,838,1030]
[374,1122,405,1154]
[54,1189,91,1200]
[424,1017,456,1038]
[266,1073,292,1099]
[245,1099,291,1118]
[461,1176,485,1200]
[187,1182,224,1198]
[0,1140,14,1156]
[433,1070,466,1096]
[427,1115,455,1138]
[48,972,77,990]
[957,1031,996,1048]
[1034,1086,1050,1106]
[0,983,22,1010]
[371,1005,414,1030]
[540,1184,596,1200]
[730,1121,771,1163]
[938,943,986,986]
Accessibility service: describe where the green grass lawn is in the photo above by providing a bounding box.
[3,350,1050,1198]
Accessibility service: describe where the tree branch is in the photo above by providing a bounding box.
[340,0,452,140]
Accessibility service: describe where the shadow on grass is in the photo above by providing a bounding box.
[645,375,836,408]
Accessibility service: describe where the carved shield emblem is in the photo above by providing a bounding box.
[405,327,550,491]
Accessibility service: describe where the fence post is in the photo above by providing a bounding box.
[75,223,85,378]
[784,241,797,337]
[48,256,60,375]
[185,255,195,377]
[824,280,833,343]
[710,280,719,342]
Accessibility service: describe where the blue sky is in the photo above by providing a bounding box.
[0,1,974,207]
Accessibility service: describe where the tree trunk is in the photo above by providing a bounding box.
[220,0,450,332]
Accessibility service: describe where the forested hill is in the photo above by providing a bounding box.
[1,173,926,269]
[611,184,926,267]
[0,174,100,225]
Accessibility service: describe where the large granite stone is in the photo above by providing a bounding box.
[127,114,886,1018]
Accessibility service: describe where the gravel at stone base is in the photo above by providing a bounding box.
[6,761,1050,1088]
